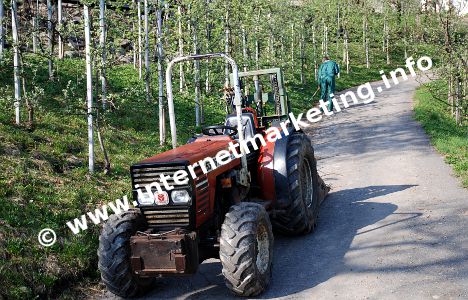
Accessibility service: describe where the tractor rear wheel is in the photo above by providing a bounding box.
[220,202,274,296]
[98,209,153,298]
[274,132,320,235]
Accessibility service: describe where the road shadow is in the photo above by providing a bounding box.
[129,185,417,300]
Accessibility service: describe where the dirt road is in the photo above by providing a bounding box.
[102,74,468,299]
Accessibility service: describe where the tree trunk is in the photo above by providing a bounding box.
[402,3,408,59]
[84,4,94,173]
[448,61,453,116]
[18,54,33,129]
[291,23,294,73]
[385,20,390,64]
[95,110,110,174]
[205,1,212,93]
[47,0,54,80]
[455,74,460,125]
[156,0,165,145]
[192,18,201,127]
[144,0,150,102]
[382,16,386,52]
[344,28,349,73]
[100,0,107,110]
[224,10,230,86]
[242,25,249,94]
[336,3,340,60]
[20,70,34,130]
[267,12,273,62]
[58,0,63,59]
[137,0,142,79]
[34,0,39,53]
[242,26,248,72]
[255,11,260,69]
[0,0,4,60]
[133,15,136,69]
[178,5,185,92]
[364,15,369,68]
[322,18,328,55]
[300,31,304,84]
[12,0,20,124]
[312,24,317,80]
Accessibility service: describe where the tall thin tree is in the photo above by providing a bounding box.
[33,0,39,53]
[156,0,165,145]
[58,0,63,58]
[178,5,185,92]
[84,4,94,173]
[312,24,318,80]
[11,0,21,124]
[47,0,54,80]
[99,0,107,109]
[144,0,150,102]
[224,9,230,85]
[363,13,369,68]
[192,13,201,127]
[0,0,4,60]
[137,0,142,79]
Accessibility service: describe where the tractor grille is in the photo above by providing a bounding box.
[131,164,192,228]
[132,165,189,188]
[140,206,190,227]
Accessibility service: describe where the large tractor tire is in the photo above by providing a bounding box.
[98,209,153,298]
[274,132,320,235]
[220,202,274,296]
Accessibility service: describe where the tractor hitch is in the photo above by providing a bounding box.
[130,230,199,276]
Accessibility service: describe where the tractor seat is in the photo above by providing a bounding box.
[224,113,256,141]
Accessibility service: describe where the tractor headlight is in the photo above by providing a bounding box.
[171,190,191,205]
[137,191,155,205]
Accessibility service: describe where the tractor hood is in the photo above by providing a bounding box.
[138,135,234,166]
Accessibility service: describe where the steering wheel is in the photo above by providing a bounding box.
[202,125,238,137]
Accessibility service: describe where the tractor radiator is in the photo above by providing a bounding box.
[131,164,192,229]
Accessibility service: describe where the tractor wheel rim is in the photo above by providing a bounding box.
[301,158,314,208]
[256,222,270,274]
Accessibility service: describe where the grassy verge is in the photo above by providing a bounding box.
[0,43,429,298]
[414,80,468,187]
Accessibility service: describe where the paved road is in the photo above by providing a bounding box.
[102,74,468,299]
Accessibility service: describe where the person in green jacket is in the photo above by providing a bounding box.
[317,56,340,111]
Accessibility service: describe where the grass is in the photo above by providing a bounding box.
[0,42,431,299]
[414,80,468,188]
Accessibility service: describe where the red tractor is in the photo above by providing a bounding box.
[98,53,328,297]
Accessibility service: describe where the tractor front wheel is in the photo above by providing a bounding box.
[220,202,274,296]
[98,209,154,298]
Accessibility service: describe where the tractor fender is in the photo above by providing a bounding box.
[257,125,299,210]
[272,126,299,210]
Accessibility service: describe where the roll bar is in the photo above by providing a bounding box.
[166,53,244,148]
[165,53,248,176]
